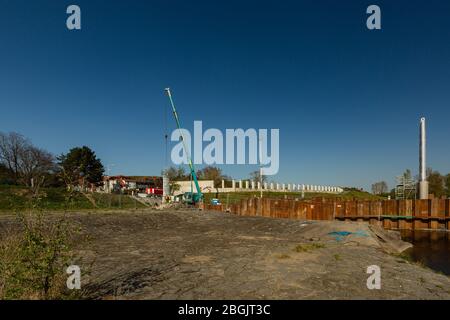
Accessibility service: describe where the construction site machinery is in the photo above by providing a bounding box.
[164,88,203,205]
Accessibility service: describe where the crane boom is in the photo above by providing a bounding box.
[164,88,203,202]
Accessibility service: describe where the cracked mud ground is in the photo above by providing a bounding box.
[4,209,450,299]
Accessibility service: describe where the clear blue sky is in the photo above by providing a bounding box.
[1,0,450,191]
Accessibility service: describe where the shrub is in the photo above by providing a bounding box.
[0,212,82,300]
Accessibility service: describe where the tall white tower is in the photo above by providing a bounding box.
[419,117,429,199]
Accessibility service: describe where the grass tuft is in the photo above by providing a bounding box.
[294,243,326,253]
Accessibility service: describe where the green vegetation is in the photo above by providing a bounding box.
[428,170,446,198]
[0,212,83,299]
[204,189,383,205]
[294,243,326,253]
[386,168,450,199]
[0,131,108,193]
[0,185,145,213]
[393,251,436,272]
[58,146,105,189]
[333,254,341,261]
[196,166,230,188]
[163,165,230,194]
[338,189,383,200]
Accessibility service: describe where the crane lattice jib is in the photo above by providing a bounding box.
[164,88,203,199]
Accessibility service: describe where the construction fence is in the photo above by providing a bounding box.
[204,197,450,231]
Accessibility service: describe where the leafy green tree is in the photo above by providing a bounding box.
[445,174,450,197]
[162,166,188,181]
[197,166,229,188]
[427,170,445,198]
[58,146,104,188]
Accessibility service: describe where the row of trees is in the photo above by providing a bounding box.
[0,132,55,187]
[372,169,450,198]
[427,170,450,198]
[1,131,265,194]
[0,131,104,191]
[162,166,231,189]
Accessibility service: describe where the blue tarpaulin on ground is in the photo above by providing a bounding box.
[328,230,368,242]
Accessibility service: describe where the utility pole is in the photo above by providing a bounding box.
[259,136,263,199]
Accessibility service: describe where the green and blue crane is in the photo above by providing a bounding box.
[164,88,203,205]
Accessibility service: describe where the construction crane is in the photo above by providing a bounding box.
[164,88,203,205]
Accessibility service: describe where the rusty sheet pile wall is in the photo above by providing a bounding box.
[204,197,450,231]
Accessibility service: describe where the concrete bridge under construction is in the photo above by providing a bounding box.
[217,180,343,194]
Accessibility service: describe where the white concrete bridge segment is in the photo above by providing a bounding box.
[215,180,343,194]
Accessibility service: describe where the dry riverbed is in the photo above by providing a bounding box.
[1,209,450,299]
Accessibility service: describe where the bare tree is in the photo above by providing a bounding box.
[19,146,55,189]
[0,132,55,190]
[0,132,29,183]
[249,170,267,184]
[371,181,388,195]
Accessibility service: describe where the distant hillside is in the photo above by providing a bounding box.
[0,185,146,213]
